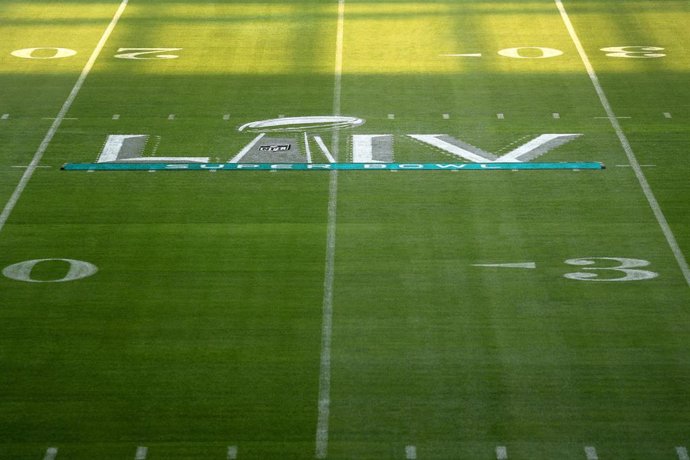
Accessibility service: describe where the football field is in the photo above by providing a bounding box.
[1,0,689,458]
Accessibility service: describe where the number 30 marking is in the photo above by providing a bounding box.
[564,257,658,282]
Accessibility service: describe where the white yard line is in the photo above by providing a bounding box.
[0,0,129,235]
[315,1,345,458]
[555,0,690,288]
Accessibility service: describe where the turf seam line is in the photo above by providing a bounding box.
[555,0,690,288]
[0,0,129,235]
[315,1,345,458]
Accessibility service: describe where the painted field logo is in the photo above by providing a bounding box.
[76,115,592,169]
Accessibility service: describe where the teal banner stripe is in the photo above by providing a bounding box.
[62,162,605,171]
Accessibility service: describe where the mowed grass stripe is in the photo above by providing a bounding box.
[0,0,129,234]
[554,0,690,287]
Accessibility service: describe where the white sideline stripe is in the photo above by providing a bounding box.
[315,0,344,457]
[677,446,689,460]
[497,113,505,119]
[43,447,58,460]
[1,114,9,120]
[227,445,238,459]
[135,446,147,459]
[664,112,672,119]
[555,0,690,288]
[584,446,598,460]
[314,136,336,163]
[0,0,128,236]
[496,445,508,459]
[405,445,417,459]
[229,133,265,163]
[304,132,312,163]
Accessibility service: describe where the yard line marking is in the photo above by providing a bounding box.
[664,112,672,119]
[615,164,656,168]
[584,446,598,460]
[11,165,51,169]
[555,0,690,288]
[496,445,508,459]
[304,132,312,163]
[473,262,536,269]
[0,0,128,236]
[43,447,58,460]
[440,53,482,57]
[405,445,417,459]
[497,113,505,119]
[1,113,9,120]
[594,116,631,119]
[315,1,344,458]
[677,446,690,460]
[227,445,238,459]
[229,133,265,163]
[134,446,148,459]
[42,117,78,120]
[112,114,120,120]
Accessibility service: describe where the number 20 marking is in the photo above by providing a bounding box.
[564,257,658,282]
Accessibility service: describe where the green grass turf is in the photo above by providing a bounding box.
[0,0,689,458]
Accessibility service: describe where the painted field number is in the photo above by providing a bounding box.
[3,258,98,283]
[564,257,658,282]
[114,48,182,60]
[11,47,77,59]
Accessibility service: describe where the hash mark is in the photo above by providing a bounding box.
[664,112,672,119]
[227,445,238,459]
[497,113,505,119]
[112,114,120,120]
[43,447,58,460]
[1,114,9,120]
[405,445,417,459]
[135,446,148,459]
[223,114,231,121]
[677,446,689,460]
[552,112,560,119]
[584,446,598,460]
[388,113,395,120]
[167,114,175,120]
[443,113,450,119]
[496,445,508,459]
